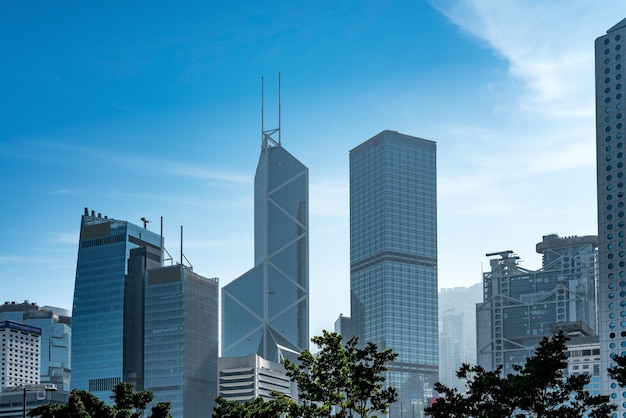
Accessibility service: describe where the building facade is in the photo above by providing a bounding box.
[217,354,296,402]
[596,18,626,415]
[0,321,40,389]
[477,234,598,375]
[144,265,219,417]
[349,130,438,417]
[334,314,353,342]
[551,322,602,396]
[0,302,71,391]
[222,133,309,363]
[71,209,162,400]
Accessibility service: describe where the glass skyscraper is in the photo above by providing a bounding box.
[144,265,219,417]
[349,130,437,417]
[596,18,626,415]
[71,209,162,400]
[222,135,309,363]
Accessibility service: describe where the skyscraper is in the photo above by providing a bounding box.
[144,264,219,417]
[439,310,465,392]
[349,130,437,417]
[221,132,309,363]
[71,209,162,400]
[596,18,626,414]
[477,234,598,375]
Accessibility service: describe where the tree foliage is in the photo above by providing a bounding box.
[283,330,398,418]
[212,331,398,418]
[29,382,171,418]
[608,352,626,387]
[425,332,615,418]
[212,394,296,418]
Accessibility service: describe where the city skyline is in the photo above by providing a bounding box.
[1,1,625,337]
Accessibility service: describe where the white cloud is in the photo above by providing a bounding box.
[431,0,625,119]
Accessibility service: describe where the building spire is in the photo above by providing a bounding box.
[261,74,281,150]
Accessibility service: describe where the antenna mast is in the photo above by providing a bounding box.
[278,72,281,145]
[261,74,281,150]
[261,76,265,147]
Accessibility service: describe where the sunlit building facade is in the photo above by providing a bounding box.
[217,354,296,402]
[144,264,219,417]
[350,130,438,417]
[0,321,40,389]
[71,209,162,400]
[221,135,309,363]
[596,18,626,416]
[0,302,71,392]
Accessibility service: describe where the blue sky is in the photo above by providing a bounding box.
[1,0,624,338]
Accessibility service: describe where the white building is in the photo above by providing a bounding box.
[0,321,40,389]
[218,354,296,402]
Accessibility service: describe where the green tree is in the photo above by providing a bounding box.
[212,331,398,418]
[212,394,295,418]
[608,353,626,387]
[425,332,615,418]
[283,330,398,418]
[29,382,172,418]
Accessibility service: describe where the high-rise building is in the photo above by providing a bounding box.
[477,234,598,375]
[144,264,219,417]
[71,209,162,400]
[438,284,482,366]
[439,310,464,392]
[349,130,438,417]
[334,314,353,342]
[221,133,309,363]
[0,301,71,391]
[596,18,626,414]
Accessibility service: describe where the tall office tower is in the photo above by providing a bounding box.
[334,314,353,341]
[144,265,219,417]
[350,130,437,417]
[596,18,626,414]
[0,302,71,391]
[439,310,465,392]
[477,234,598,375]
[222,132,309,363]
[71,209,162,400]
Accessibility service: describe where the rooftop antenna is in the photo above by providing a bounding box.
[160,217,174,266]
[261,76,264,147]
[261,74,281,150]
[278,72,281,145]
[140,217,150,229]
[180,225,193,270]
